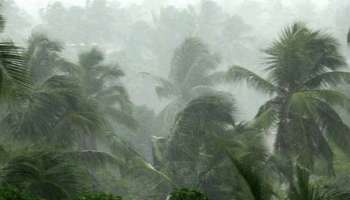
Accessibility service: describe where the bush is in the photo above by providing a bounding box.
[76,192,122,200]
[168,188,209,200]
[0,186,41,200]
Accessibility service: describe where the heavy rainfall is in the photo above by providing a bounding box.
[0,0,350,199]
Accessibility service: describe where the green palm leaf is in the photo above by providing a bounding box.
[226,66,277,95]
[304,71,350,89]
[0,42,31,97]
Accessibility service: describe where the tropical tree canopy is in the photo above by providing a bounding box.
[2,2,350,200]
[225,22,350,173]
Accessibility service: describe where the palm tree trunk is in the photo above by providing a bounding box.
[275,102,289,156]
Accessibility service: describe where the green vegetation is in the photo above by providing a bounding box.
[2,0,350,199]
[168,189,209,200]
[76,192,122,200]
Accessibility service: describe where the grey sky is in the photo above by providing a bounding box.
[14,0,330,14]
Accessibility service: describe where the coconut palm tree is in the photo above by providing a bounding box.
[225,23,350,173]
[162,93,271,200]
[25,33,64,84]
[77,48,137,130]
[144,37,221,135]
[0,74,105,148]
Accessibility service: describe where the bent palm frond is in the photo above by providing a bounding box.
[0,42,31,97]
[304,71,350,89]
[226,66,277,95]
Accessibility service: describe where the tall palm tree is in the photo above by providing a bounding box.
[144,37,221,135]
[25,33,64,84]
[77,48,137,130]
[163,93,270,200]
[225,23,350,173]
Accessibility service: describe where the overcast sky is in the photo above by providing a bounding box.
[13,0,193,13]
[14,0,330,14]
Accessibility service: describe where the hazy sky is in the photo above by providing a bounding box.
[14,0,194,13]
[14,0,330,15]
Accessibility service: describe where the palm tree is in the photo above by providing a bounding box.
[1,75,104,148]
[225,23,350,173]
[25,33,64,84]
[163,93,271,200]
[77,48,137,130]
[144,37,221,135]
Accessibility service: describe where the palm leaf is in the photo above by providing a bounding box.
[315,100,350,156]
[226,150,273,200]
[304,71,350,89]
[226,66,277,95]
[140,72,179,98]
[303,90,350,108]
[0,42,31,97]
[105,106,138,130]
[253,98,280,129]
[63,150,125,170]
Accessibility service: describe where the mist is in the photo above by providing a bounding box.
[1,0,350,199]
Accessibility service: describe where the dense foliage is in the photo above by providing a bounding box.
[168,188,209,200]
[2,0,350,200]
[0,187,41,200]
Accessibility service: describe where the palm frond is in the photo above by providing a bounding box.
[0,42,31,97]
[63,150,125,170]
[226,150,273,200]
[1,151,85,200]
[253,98,281,130]
[226,66,277,95]
[304,71,350,89]
[315,100,350,156]
[303,90,350,108]
[181,54,220,89]
[264,22,345,88]
[205,71,227,85]
[140,72,179,99]
[169,37,210,85]
[289,165,350,200]
[105,106,138,130]
[175,94,237,129]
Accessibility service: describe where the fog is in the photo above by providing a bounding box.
[8,0,349,119]
[1,0,350,199]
